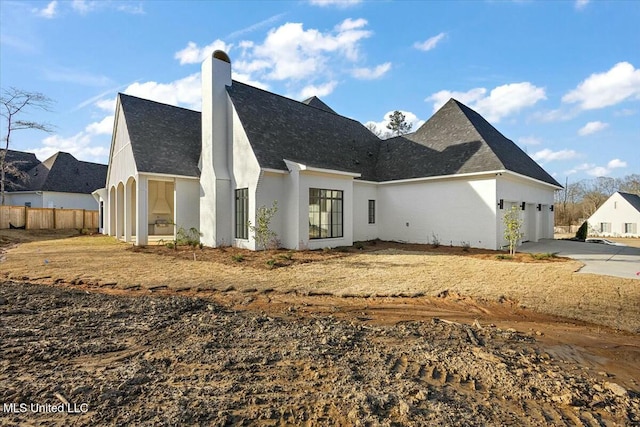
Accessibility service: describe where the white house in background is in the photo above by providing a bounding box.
[4,150,107,210]
[94,50,561,250]
[588,192,640,237]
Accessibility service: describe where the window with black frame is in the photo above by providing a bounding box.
[235,188,248,239]
[368,199,375,224]
[309,188,343,239]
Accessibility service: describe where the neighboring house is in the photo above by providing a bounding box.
[588,192,640,237]
[95,50,561,250]
[3,150,107,211]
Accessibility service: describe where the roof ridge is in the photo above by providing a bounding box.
[449,99,507,170]
[230,80,359,123]
[118,92,200,114]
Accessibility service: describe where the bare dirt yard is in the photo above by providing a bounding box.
[1,230,639,425]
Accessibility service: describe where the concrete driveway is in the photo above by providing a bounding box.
[519,239,640,280]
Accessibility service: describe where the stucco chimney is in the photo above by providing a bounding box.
[200,50,232,247]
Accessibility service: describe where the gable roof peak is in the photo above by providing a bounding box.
[301,95,337,115]
[408,98,561,187]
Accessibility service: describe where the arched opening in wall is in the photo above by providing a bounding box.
[126,177,137,238]
[213,50,230,63]
[116,182,125,240]
[109,186,116,236]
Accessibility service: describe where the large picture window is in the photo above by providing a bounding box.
[309,188,343,239]
[235,188,248,239]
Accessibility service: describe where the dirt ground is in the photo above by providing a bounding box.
[1,230,639,425]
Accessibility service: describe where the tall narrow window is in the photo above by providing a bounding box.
[624,223,637,234]
[235,188,248,239]
[368,200,376,224]
[309,188,343,239]
[599,222,611,233]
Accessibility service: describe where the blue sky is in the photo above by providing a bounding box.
[1,0,638,183]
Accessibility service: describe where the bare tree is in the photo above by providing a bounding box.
[1,87,54,205]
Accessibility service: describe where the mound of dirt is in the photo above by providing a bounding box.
[1,282,637,426]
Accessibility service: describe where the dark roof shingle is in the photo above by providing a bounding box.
[24,152,107,194]
[227,81,380,181]
[119,93,201,177]
[618,191,640,213]
[402,99,561,186]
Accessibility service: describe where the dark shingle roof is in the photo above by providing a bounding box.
[301,96,337,114]
[1,149,41,191]
[23,152,107,194]
[618,192,640,213]
[227,81,380,181]
[402,99,561,186]
[114,84,559,187]
[119,93,201,177]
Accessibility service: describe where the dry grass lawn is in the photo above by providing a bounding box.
[2,230,639,332]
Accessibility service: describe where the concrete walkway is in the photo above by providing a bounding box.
[519,239,640,280]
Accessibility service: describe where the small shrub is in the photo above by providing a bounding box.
[249,201,279,250]
[278,251,293,261]
[176,226,202,247]
[430,232,440,248]
[266,259,276,269]
[165,242,175,249]
[530,252,558,260]
[496,254,513,260]
[575,221,588,240]
[322,247,332,253]
[354,241,365,250]
[232,254,244,262]
[461,241,470,252]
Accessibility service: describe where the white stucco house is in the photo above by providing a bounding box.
[3,150,107,210]
[588,191,640,237]
[95,50,561,250]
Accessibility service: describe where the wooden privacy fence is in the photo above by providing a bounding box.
[0,206,99,230]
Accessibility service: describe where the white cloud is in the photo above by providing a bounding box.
[85,116,114,135]
[518,136,542,146]
[336,18,367,32]
[95,98,117,113]
[577,121,608,136]
[69,0,143,15]
[230,18,373,84]
[531,108,577,123]
[226,13,285,39]
[124,73,202,110]
[575,0,589,10]
[175,18,380,98]
[29,132,109,163]
[427,82,546,122]
[413,32,446,52]
[562,62,640,110]
[607,158,627,169]
[586,166,609,177]
[174,40,231,65]
[351,62,391,80]
[42,67,112,86]
[72,0,94,14]
[364,111,425,139]
[531,148,579,162]
[309,0,362,8]
[614,108,636,117]
[299,81,338,99]
[34,1,57,18]
[565,159,627,176]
